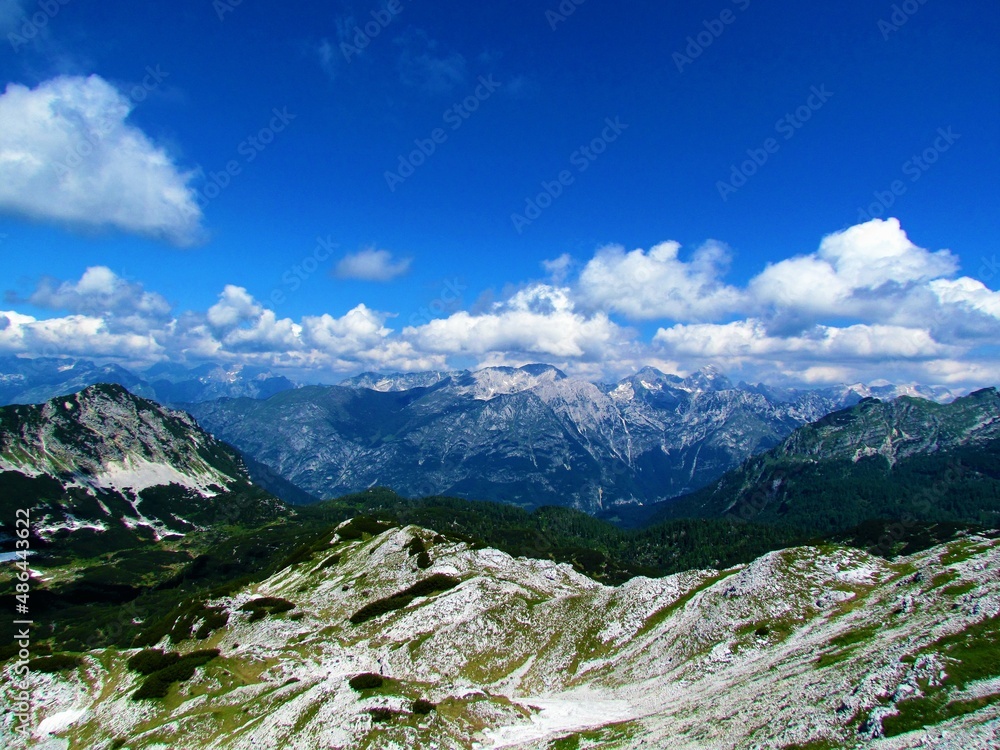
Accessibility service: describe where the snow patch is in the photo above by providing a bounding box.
[94,456,229,497]
[482,692,634,748]
[35,708,86,736]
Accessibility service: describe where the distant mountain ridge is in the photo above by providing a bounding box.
[659,388,1000,533]
[0,356,296,407]
[186,364,965,513]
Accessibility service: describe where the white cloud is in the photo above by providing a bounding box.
[1,220,997,390]
[0,310,164,362]
[334,248,411,282]
[0,75,203,246]
[929,277,1000,319]
[577,240,744,321]
[21,266,172,332]
[542,253,573,283]
[403,284,630,361]
[749,218,959,322]
[654,319,956,362]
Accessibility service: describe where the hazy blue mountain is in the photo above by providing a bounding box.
[187,364,960,512]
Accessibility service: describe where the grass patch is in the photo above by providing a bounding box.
[939,540,989,566]
[547,721,640,749]
[814,624,879,669]
[883,693,1000,737]
[878,615,1000,736]
[637,570,736,638]
[941,581,977,597]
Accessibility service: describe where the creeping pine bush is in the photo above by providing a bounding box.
[338,516,396,541]
[127,649,180,675]
[131,649,220,700]
[27,654,82,673]
[348,673,384,690]
[412,699,436,715]
[239,597,295,622]
[349,574,460,624]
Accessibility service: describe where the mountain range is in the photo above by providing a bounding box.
[0,377,997,748]
[0,356,296,407]
[187,363,961,513]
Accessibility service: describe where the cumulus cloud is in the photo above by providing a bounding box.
[577,240,744,321]
[334,248,411,282]
[654,320,957,362]
[0,75,203,245]
[403,284,630,361]
[15,266,172,333]
[1,220,997,389]
[749,218,959,326]
[542,253,573,283]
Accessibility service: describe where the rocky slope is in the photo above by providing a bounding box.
[188,364,961,513]
[4,522,997,749]
[0,383,283,555]
[662,388,1000,532]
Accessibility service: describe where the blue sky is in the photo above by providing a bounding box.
[0,0,998,387]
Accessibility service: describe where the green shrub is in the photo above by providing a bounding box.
[412,698,436,715]
[416,551,432,569]
[338,516,395,541]
[319,554,341,570]
[127,649,180,675]
[406,536,427,556]
[348,672,384,690]
[404,574,460,598]
[136,600,229,647]
[195,607,229,640]
[239,597,295,622]
[368,707,398,723]
[131,649,220,700]
[27,654,82,673]
[349,574,460,625]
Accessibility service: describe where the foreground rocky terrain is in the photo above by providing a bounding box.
[5,522,997,749]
